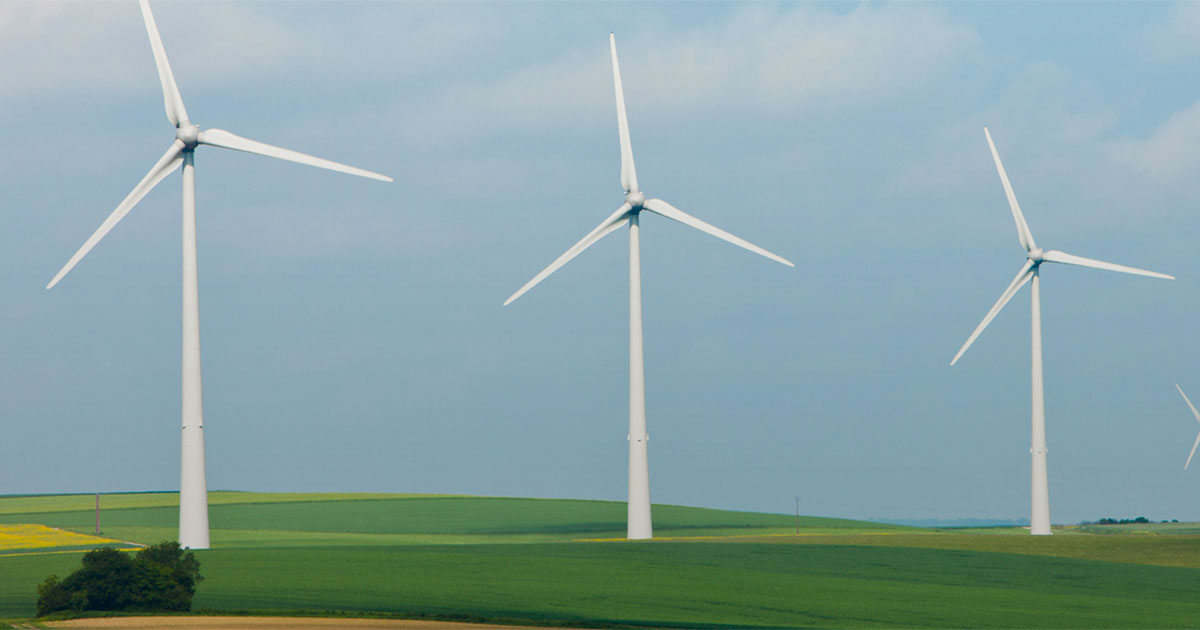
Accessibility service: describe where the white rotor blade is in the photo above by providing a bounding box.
[1042,250,1174,280]
[139,0,188,127]
[198,128,393,182]
[1186,431,1200,470]
[504,203,632,306]
[1176,384,1200,469]
[47,140,185,290]
[1177,384,1200,424]
[610,33,638,194]
[950,260,1035,365]
[984,127,1036,253]
[641,198,794,267]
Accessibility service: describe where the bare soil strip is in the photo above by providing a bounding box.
[44,617,562,630]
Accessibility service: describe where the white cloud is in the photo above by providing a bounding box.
[396,3,979,143]
[1136,2,1200,61]
[0,1,64,26]
[0,2,537,109]
[1111,99,1200,182]
[741,4,978,107]
[890,61,1119,203]
[0,2,305,104]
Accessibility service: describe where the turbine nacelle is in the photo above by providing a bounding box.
[625,191,645,210]
[1027,248,1045,264]
[176,123,200,149]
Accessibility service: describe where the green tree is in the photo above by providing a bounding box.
[36,541,202,617]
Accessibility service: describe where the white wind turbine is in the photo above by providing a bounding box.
[951,127,1172,536]
[47,0,392,549]
[1174,384,1200,470]
[504,34,793,540]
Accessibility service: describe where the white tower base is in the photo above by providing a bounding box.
[627,214,652,540]
[179,151,210,550]
[1029,271,1051,536]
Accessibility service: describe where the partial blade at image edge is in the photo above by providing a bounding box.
[1187,431,1200,470]
[139,0,189,127]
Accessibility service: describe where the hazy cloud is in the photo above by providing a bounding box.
[397,3,979,144]
[1136,2,1200,61]
[0,2,304,103]
[891,61,1118,204]
[1111,99,1200,182]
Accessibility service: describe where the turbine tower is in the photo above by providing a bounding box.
[504,34,793,540]
[1174,384,1200,469]
[47,0,392,549]
[951,127,1172,535]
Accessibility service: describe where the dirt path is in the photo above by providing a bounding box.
[43,617,566,630]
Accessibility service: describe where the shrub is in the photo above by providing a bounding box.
[37,541,202,617]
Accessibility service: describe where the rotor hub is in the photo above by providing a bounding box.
[176,123,200,148]
[626,191,645,210]
[1027,248,1045,264]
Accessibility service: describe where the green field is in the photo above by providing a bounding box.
[2,492,1200,628]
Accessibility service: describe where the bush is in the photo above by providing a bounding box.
[37,541,202,617]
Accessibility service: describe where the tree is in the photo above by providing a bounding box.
[37,541,202,617]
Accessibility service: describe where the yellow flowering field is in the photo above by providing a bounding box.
[0,524,124,552]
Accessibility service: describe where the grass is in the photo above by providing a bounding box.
[0,495,900,545]
[729,531,1200,568]
[186,544,1200,628]
[3,492,1200,628]
[0,492,465,516]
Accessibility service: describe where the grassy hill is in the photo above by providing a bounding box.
[3,492,1200,628]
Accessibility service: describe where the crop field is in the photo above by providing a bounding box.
[0,524,139,557]
[2,492,1200,628]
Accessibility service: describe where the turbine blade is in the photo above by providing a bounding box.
[198,128,393,182]
[610,33,638,194]
[139,0,189,127]
[1179,385,1200,469]
[1042,250,1174,280]
[504,203,632,306]
[984,127,1036,252]
[642,198,794,267]
[950,260,1035,365]
[1176,384,1200,424]
[47,140,185,289]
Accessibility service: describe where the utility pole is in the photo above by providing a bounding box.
[794,496,800,534]
[95,492,100,535]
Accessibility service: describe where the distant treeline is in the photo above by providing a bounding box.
[1082,517,1178,525]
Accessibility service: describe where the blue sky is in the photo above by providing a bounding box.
[2,1,1200,525]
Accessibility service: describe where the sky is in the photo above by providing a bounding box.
[2,1,1200,526]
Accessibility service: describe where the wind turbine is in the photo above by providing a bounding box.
[504,33,793,540]
[47,0,392,549]
[950,127,1172,536]
[1174,384,1200,469]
